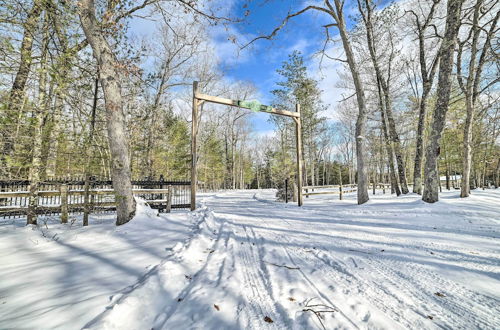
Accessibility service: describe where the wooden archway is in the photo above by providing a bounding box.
[191,81,303,210]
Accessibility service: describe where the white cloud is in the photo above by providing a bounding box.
[307,41,347,121]
[208,24,257,66]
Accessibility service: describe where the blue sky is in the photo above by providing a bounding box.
[210,0,338,134]
[130,0,394,135]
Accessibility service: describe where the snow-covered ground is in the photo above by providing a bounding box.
[1,190,499,329]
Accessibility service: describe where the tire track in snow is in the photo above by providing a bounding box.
[233,223,286,329]
[240,203,433,329]
[205,191,500,329]
[362,254,500,329]
[240,206,363,329]
[251,193,500,328]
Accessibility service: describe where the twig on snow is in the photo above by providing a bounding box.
[301,298,337,330]
[264,261,300,270]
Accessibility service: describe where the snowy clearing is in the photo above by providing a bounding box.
[1,190,499,329]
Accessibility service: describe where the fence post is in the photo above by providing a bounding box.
[60,184,68,223]
[166,186,173,213]
[83,176,91,226]
[339,184,343,200]
[27,182,39,225]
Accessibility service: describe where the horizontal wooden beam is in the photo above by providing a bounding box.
[0,188,170,198]
[302,184,357,190]
[303,189,356,196]
[195,92,300,118]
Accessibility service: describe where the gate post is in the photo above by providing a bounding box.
[191,81,199,211]
[295,104,303,207]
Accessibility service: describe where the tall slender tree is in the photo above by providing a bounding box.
[422,0,464,203]
[406,0,442,195]
[78,0,136,225]
[456,0,499,197]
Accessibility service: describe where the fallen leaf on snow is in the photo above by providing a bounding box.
[264,316,274,323]
[214,304,220,311]
[427,315,434,320]
[434,292,446,297]
[288,297,296,302]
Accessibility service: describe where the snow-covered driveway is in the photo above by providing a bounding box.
[91,189,500,330]
[183,190,500,329]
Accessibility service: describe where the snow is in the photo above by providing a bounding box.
[1,190,499,329]
[439,175,462,180]
[0,199,204,329]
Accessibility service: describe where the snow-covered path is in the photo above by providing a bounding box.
[90,189,500,330]
[156,189,500,329]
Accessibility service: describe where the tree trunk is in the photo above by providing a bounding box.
[83,74,99,226]
[410,2,440,195]
[384,96,409,194]
[360,0,408,194]
[413,92,429,194]
[27,14,50,225]
[494,157,500,188]
[78,0,135,225]
[333,0,369,204]
[422,0,463,203]
[458,3,499,197]
[1,0,43,170]
[461,98,474,196]
[377,81,401,196]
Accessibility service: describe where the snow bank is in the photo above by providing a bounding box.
[83,204,220,330]
[0,200,202,329]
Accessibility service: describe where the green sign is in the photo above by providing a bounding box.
[238,100,273,113]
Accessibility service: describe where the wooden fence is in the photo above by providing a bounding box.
[303,183,391,200]
[0,178,191,219]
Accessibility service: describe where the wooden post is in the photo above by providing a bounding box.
[83,175,90,226]
[338,164,343,200]
[166,186,173,213]
[295,104,303,207]
[191,81,199,211]
[60,184,68,224]
[372,174,376,195]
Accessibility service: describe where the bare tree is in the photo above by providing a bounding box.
[1,0,43,173]
[358,0,409,194]
[245,0,370,204]
[422,0,464,203]
[78,0,137,225]
[406,0,442,194]
[456,0,499,197]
